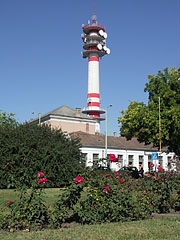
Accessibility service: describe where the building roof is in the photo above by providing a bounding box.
[46,105,88,118]
[71,132,165,152]
[29,105,98,123]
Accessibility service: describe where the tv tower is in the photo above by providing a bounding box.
[81,13,110,120]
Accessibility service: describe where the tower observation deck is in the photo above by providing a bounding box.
[81,14,110,120]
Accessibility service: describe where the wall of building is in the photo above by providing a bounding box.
[80,146,174,173]
[44,119,97,134]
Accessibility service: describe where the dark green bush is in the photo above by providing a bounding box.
[0,123,82,188]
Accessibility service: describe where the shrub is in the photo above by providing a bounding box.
[6,171,49,230]
[0,123,83,188]
[52,171,153,225]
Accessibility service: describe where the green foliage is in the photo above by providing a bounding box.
[0,211,9,230]
[52,169,180,226]
[0,170,179,231]
[0,123,82,188]
[0,111,17,127]
[6,172,49,230]
[118,67,180,156]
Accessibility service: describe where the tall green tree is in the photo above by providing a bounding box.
[118,67,180,156]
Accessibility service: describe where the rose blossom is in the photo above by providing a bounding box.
[149,163,154,168]
[38,178,47,184]
[7,201,12,205]
[109,154,119,163]
[103,186,109,194]
[119,180,125,184]
[38,171,46,178]
[157,167,164,172]
[73,176,84,184]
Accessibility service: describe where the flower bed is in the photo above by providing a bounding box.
[1,169,180,231]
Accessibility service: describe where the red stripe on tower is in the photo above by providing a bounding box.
[88,102,100,107]
[89,112,100,118]
[88,56,99,62]
[88,93,100,98]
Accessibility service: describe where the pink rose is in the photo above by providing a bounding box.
[149,163,154,168]
[42,178,47,183]
[7,201,12,205]
[114,172,119,177]
[38,179,43,184]
[103,186,109,194]
[37,178,47,184]
[121,189,124,193]
[38,171,46,178]
[38,172,42,178]
[73,176,84,184]
[119,180,125,184]
[141,194,145,197]
[157,167,164,172]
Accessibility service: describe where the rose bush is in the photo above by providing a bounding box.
[6,171,49,230]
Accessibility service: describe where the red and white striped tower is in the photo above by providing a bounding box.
[82,13,110,120]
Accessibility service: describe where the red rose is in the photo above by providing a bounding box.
[119,180,125,184]
[38,178,47,184]
[149,163,154,168]
[38,171,46,178]
[109,154,119,162]
[103,186,109,194]
[7,201,12,205]
[73,176,84,184]
[114,172,119,177]
[157,167,164,172]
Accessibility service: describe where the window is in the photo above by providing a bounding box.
[167,156,172,169]
[118,155,123,168]
[159,156,163,167]
[148,154,153,168]
[93,154,99,162]
[118,155,123,161]
[139,155,144,167]
[128,155,134,166]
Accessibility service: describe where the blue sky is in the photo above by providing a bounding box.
[0,0,179,136]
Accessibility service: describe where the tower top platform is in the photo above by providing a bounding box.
[83,24,105,34]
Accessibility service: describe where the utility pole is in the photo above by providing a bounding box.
[105,105,112,159]
[158,97,162,160]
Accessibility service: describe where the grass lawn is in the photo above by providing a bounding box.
[0,217,180,240]
[0,188,61,210]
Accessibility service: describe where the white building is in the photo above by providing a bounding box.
[71,132,174,173]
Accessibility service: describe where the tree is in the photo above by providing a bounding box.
[118,67,180,156]
[0,111,17,127]
[0,123,82,188]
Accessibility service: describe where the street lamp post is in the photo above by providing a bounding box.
[105,104,112,159]
[32,112,42,125]
[38,113,42,125]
